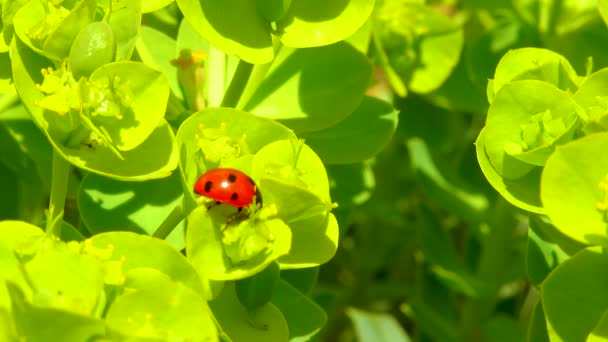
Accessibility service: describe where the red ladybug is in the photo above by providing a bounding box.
[193,168,262,209]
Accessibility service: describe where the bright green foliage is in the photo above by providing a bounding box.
[0,222,217,340]
[176,0,374,64]
[8,0,608,340]
[373,1,463,95]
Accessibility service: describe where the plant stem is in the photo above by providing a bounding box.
[46,150,72,237]
[371,23,407,98]
[207,46,226,107]
[220,60,254,108]
[152,200,186,240]
[459,199,514,341]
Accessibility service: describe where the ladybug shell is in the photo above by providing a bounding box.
[193,168,259,208]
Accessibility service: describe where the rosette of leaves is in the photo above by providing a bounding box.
[476,48,583,213]
[176,0,375,63]
[0,221,217,341]
[372,1,464,96]
[10,0,177,180]
[177,108,338,282]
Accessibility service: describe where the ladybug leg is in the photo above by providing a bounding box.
[221,207,247,231]
[205,201,221,210]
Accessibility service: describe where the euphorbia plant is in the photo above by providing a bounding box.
[0,0,403,340]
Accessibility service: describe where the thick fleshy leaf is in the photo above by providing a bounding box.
[143,0,175,13]
[543,247,608,342]
[87,62,170,151]
[136,26,182,100]
[8,282,105,342]
[11,37,178,180]
[573,68,608,134]
[484,80,578,179]
[176,0,273,64]
[235,261,280,311]
[491,48,580,98]
[375,2,464,94]
[526,224,569,286]
[276,0,374,48]
[107,0,142,62]
[244,42,371,133]
[24,239,105,315]
[475,128,544,214]
[541,132,608,246]
[106,270,217,341]
[85,231,204,295]
[272,279,327,341]
[42,0,97,61]
[301,96,398,164]
[78,172,185,250]
[175,107,296,195]
[0,221,45,309]
[186,205,292,281]
[347,307,411,342]
[210,282,289,342]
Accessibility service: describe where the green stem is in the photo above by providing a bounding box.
[152,200,187,240]
[46,150,72,237]
[220,60,254,108]
[207,46,226,107]
[459,200,514,341]
[371,22,407,98]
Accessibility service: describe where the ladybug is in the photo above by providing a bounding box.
[193,168,262,210]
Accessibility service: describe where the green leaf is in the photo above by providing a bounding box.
[87,61,170,151]
[279,267,318,295]
[375,2,464,94]
[186,205,292,281]
[78,172,185,250]
[0,104,52,189]
[541,132,608,246]
[176,0,273,64]
[483,315,525,342]
[210,282,289,342]
[69,22,116,80]
[301,96,398,164]
[573,68,608,134]
[236,261,280,311]
[136,26,182,100]
[485,80,578,178]
[244,42,372,133]
[271,279,327,342]
[0,221,45,309]
[600,0,608,28]
[175,108,297,198]
[475,128,544,214]
[408,138,489,223]
[7,282,106,342]
[491,48,579,98]
[23,239,105,316]
[276,0,374,48]
[85,231,204,296]
[107,0,142,62]
[588,310,608,342]
[526,219,571,286]
[42,0,97,61]
[542,247,608,342]
[11,37,178,180]
[143,0,175,13]
[528,301,550,342]
[347,307,411,342]
[105,269,217,341]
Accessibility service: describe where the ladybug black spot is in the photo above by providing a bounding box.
[231,192,239,201]
[204,181,213,192]
[228,173,237,182]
